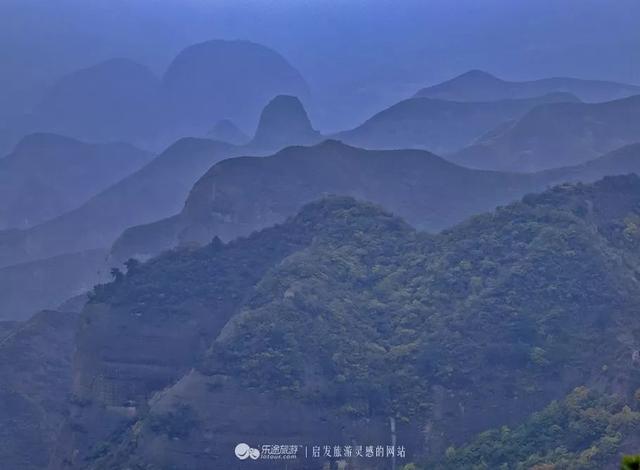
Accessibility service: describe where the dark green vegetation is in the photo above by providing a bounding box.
[441,387,640,469]
[60,176,640,469]
[622,455,640,470]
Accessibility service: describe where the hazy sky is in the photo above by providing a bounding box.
[1,0,638,130]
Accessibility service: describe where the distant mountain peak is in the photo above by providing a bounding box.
[13,133,80,152]
[456,69,502,82]
[250,95,321,151]
[416,70,640,102]
[163,40,309,130]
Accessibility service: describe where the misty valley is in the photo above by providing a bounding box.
[1,1,640,469]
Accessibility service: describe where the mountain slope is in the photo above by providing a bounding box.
[452,95,640,171]
[0,133,152,230]
[56,176,640,469]
[111,140,640,264]
[441,387,640,469]
[0,138,237,269]
[110,140,542,262]
[416,70,640,103]
[336,92,579,153]
[0,310,77,470]
[0,249,106,321]
[207,119,249,145]
[542,143,640,183]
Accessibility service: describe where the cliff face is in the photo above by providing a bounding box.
[0,310,77,470]
[249,95,321,151]
[52,217,318,469]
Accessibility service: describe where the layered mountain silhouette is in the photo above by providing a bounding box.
[0,133,152,230]
[29,58,167,144]
[416,69,640,102]
[335,92,579,153]
[3,137,640,319]
[207,119,249,146]
[0,94,323,314]
[53,176,640,469]
[249,95,322,151]
[453,95,640,171]
[0,138,237,270]
[113,139,640,263]
[0,40,310,154]
[109,140,541,262]
[0,249,107,321]
[163,40,310,132]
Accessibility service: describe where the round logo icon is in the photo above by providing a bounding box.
[235,443,251,460]
[235,443,260,460]
[249,447,260,460]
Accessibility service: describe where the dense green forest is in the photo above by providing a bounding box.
[441,387,640,469]
[78,175,640,468]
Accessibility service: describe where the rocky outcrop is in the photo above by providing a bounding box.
[250,95,321,151]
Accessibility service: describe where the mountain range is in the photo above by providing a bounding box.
[112,140,640,264]
[164,40,310,133]
[0,40,310,155]
[335,92,579,154]
[0,138,237,270]
[0,133,152,230]
[2,136,640,322]
[452,95,640,171]
[415,70,640,103]
[48,175,640,469]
